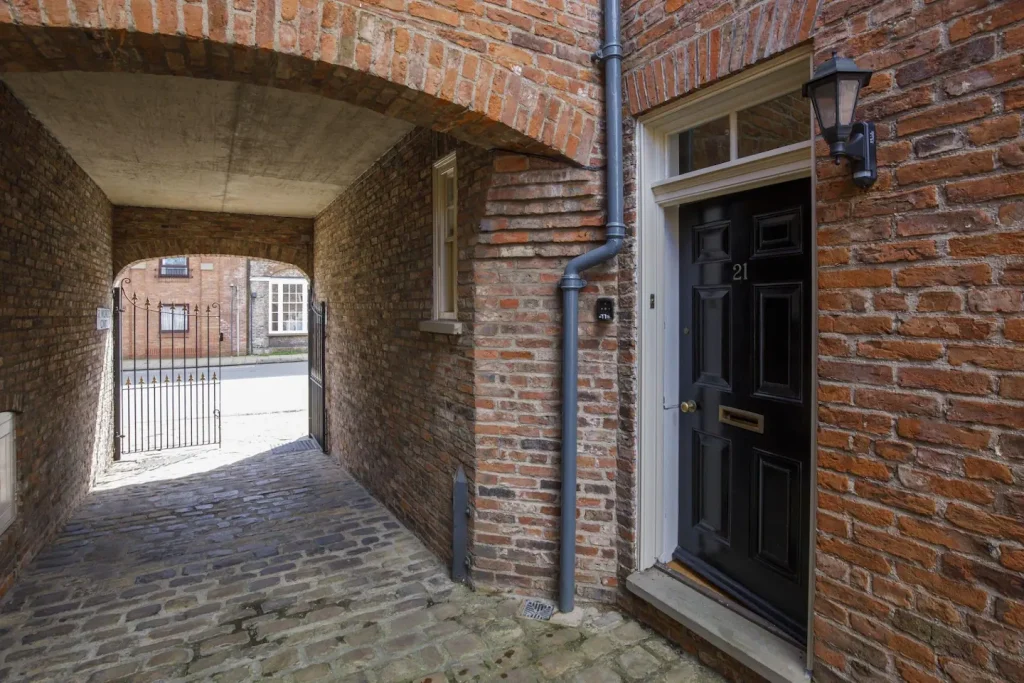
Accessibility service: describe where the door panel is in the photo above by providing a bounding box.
[754,448,802,577]
[676,178,812,643]
[694,221,732,263]
[752,208,803,257]
[693,430,732,542]
[754,283,803,402]
[694,286,732,390]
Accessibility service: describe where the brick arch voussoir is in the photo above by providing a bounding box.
[112,207,314,280]
[0,13,597,165]
[115,242,312,282]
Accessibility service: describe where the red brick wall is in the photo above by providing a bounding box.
[619,1,1024,682]
[310,126,621,602]
[0,0,602,165]
[0,82,113,598]
[117,256,250,360]
[113,208,313,278]
[470,153,619,602]
[313,129,490,564]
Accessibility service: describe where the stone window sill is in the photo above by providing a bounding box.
[626,568,809,683]
[419,320,463,335]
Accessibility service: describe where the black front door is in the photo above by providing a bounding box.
[676,178,812,643]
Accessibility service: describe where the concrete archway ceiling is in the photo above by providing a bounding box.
[1,72,414,217]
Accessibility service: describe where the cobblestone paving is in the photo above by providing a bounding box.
[0,433,724,683]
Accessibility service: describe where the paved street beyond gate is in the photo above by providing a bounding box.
[0,437,724,683]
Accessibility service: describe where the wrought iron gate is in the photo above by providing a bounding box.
[308,294,327,452]
[113,281,222,458]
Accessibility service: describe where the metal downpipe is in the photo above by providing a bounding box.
[558,0,625,614]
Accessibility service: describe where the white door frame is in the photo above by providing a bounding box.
[634,46,818,665]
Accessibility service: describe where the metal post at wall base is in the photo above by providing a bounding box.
[558,0,626,614]
[452,465,469,584]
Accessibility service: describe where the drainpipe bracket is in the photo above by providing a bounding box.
[559,273,587,291]
[591,43,623,63]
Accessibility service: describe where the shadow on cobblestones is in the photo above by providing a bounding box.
[0,440,724,683]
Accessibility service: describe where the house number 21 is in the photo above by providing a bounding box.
[732,263,749,281]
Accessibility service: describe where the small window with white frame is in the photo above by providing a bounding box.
[160,304,189,332]
[0,412,15,536]
[269,280,307,334]
[432,152,458,320]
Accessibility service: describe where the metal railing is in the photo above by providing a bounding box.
[114,281,222,457]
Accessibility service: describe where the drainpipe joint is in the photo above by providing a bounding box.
[605,222,627,239]
[559,273,586,291]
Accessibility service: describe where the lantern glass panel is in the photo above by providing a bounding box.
[812,81,837,132]
[837,77,861,128]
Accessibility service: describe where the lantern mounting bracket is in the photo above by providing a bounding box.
[836,121,877,188]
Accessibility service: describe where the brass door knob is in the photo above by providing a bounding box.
[679,400,698,413]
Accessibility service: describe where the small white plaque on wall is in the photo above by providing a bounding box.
[200,263,214,271]
[96,308,112,330]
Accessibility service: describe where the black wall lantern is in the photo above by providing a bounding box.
[803,53,877,188]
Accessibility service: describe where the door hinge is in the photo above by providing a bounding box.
[649,294,655,309]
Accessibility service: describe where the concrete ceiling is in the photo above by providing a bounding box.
[1,72,414,217]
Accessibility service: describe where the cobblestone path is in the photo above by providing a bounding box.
[0,439,724,683]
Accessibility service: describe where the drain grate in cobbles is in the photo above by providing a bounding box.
[520,599,556,621]
[270,438,320,454]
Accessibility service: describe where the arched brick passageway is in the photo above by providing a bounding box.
[0,0,616,620]
[0,0,601,165]
[113,207,313,278]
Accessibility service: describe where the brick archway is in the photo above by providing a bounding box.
[113,207,313,277]
[0,0,600,165]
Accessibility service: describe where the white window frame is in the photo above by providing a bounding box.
[269,279,308,335]
[0,412,15,536]
[634,47,817,670]
[420,152,463,335]
[159,303,189,332]
[158,257,190,278]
